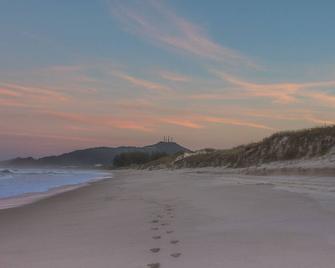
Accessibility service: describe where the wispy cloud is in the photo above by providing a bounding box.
[110,0,256,68]
[44,111,154,132]
[160,114,274,130]
[305,92,335,106]
[213,70,335,104]
[0,98,27,107]
[213,71,301,103]
[0,87,21,97]
[158,70,190,82]
[189,92,249,101]
[113,71,170,92]
[200,116,274,130]
[160,117,204,129]
[304,115,335,125]
[0,82,68,102]
[235,108,335,126]
[0,130,100,143]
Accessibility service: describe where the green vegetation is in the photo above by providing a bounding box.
[174,147,245,168]
[140,154,180,169]
[113,152,168,168]
[107,125,335,170]
[143,125,335,169]
[1,141,190,168]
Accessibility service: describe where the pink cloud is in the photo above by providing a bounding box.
[304,115,335,125]
[110,0,256,68]
[43,111,154,132]
[0,98,27,107]
[0,82,68,102]
[160,114,273,130]
[158,70,190,82]
[0,87,21,97]
[113,71,170,92]
[0,130,100,143]
[189,92,250,101]
[305,92,335,106]
[200,116,274,130]
[213,70,335,104]
[213,71,301,103]
[161,118,204,129]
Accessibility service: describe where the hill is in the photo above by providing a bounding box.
[0,142,190,168]
[144,126,335,169]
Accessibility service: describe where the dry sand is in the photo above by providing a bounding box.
[1,169,335,268]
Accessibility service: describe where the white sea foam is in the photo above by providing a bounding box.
[0,168,111,200]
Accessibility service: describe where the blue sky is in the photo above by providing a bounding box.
[2,1,335,71]
[0,0,335,159]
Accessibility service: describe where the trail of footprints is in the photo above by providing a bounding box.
[147,204,182,268]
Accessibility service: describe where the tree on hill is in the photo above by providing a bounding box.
[113,152,168,167]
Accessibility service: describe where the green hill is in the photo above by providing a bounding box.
[0,142,190,168]
[145,126,335,169]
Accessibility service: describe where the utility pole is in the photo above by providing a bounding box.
[163,136,175,143]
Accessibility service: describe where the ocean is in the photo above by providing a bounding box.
[0,168,111,199]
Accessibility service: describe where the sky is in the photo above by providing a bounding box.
[1,0,335,160]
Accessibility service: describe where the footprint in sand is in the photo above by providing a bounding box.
[152,235,161,240]
[170,239,179,244]
[147,263,160,268]
[170,253,182,258]
[150,248,160,253]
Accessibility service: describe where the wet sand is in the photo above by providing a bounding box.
[1,169,335,268]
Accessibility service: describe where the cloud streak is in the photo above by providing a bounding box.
[161,117,204,129]
[113,71,170,92]
[305,92,335,106]
[44,111,154,132]
[110,0,256,68]
[0,130,100,143]
[200,116,274,130]
[213,70,335,104]
[158,70,190,82]
[0,82,68,102]
[0,87,21,97]
[160,115,274,130]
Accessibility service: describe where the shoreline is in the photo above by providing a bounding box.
[1,164,334,211]
[1,169,335,267]
[1,165,334,211]
[0,175,112,210]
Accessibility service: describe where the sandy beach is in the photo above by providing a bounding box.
[1,169,335,268]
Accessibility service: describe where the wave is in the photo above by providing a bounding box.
[0,169,72,176]
[0,169,14,175]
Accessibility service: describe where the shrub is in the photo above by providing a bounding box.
[113,152,168,167]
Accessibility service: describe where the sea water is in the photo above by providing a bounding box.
[0,168,111,199]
